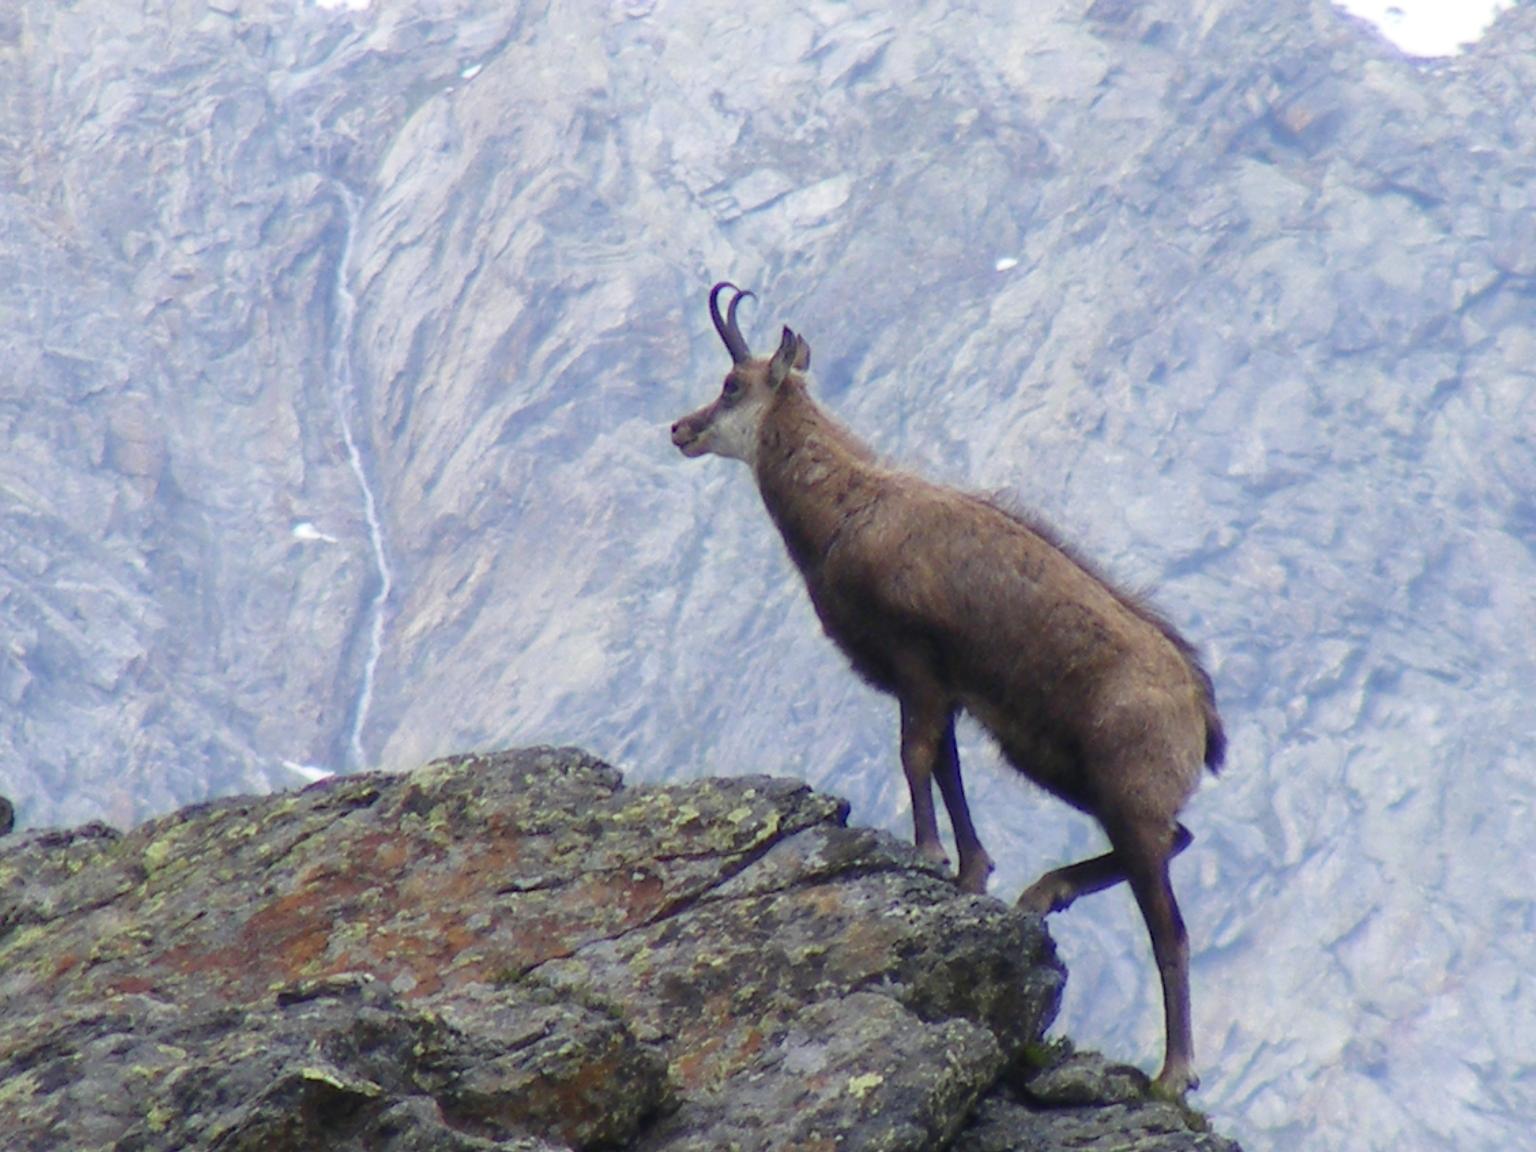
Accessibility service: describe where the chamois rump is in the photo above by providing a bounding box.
[670,282,1225,1096]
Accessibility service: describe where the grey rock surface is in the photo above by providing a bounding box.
[3,2,1535,1150]
[0,746,1236,1151]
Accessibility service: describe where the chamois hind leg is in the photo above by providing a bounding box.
[899,696,951,870]
[932,714,994,893]
[1112,817,1199,1097]
[1017,823,1192,915]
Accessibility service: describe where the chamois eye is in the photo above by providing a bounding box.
[722,377,742,401]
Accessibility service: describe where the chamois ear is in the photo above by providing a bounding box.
[769,326,808,388]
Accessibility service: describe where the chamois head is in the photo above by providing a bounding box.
[671,282,810,467]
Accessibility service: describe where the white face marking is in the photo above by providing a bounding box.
[700,389,768,465]
[672,370,772,468]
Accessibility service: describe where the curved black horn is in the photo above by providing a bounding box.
[709,281,755,365]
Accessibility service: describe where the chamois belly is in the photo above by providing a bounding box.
[960,691,1096,812]
[960,640,1207,820]
[864,588,1196,816]
[819,601,1103,810]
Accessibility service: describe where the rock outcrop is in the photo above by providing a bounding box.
[0,747,1236,1151]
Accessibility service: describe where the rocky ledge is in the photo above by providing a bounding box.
[0,747,1239,1151]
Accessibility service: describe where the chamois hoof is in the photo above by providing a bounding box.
[1017,877,1073,916]
[956,852,995,895]
[1150,1064,1200,1101]
[918,841,952,871]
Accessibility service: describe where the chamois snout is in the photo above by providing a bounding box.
[671,414,706,456]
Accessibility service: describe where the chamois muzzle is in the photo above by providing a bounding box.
[670,413,705,455]
[709,281,754,365]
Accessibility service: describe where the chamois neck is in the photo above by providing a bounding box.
[752,381,880,571]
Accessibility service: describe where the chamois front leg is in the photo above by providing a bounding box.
[898,697,951,871]
[932,714,994,894]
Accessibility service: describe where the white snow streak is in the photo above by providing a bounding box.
[328,186,392,772]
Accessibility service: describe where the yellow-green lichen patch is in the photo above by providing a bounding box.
[0,1067,41,1110]
[85,923,154,968]
[140,837,175,874]
[0,921,51,960]
[846,1071,885,1099]
[298,1065,383,1097]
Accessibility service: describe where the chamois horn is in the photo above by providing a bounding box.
[709,281,755,365]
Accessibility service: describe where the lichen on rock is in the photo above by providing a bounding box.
[0,747,1237,1150]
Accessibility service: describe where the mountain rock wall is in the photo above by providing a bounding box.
[4,1,1535,1148]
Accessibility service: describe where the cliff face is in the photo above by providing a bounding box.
[0,747,1235,1151]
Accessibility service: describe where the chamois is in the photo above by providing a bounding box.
[670,282,1225,1096]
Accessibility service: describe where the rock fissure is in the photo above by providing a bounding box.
[504,845,811,987]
